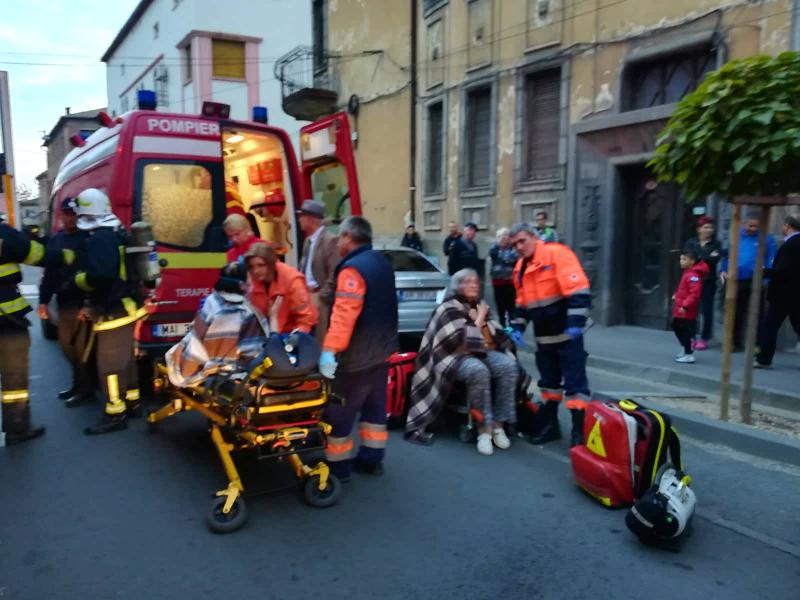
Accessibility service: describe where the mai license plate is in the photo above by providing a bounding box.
[152,322,192,338]
[400,289,437,302]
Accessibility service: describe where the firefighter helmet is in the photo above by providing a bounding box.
[75,188,111,217]
[75,188,120,230]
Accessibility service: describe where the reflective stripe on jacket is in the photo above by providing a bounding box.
[512,241,591,344]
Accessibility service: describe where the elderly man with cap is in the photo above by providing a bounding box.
[297,199,339,342]
[37,197,93,406]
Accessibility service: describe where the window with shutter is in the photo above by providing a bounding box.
[524,68,561,181]
[465,86,492,189]
[212,39,245,79]
[425,101,444,195]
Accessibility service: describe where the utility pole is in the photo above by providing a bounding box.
[0,70,18,228]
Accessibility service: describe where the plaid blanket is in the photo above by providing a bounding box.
[405,296,532,433]
[165,291,266,387]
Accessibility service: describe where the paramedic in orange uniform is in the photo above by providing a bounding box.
[224,214,268,264]
[509,222,592,447]
[244,243,317,333]
[318,216,398,481]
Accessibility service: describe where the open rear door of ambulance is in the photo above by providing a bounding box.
[298,112,362,230]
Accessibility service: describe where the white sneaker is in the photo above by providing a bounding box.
[477,433,494,456]
[675,353,695,364]
[492,428,511,450]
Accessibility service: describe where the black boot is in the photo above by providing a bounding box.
[58,386,76,400]
[5,425,46,445]
[64,392,96,408]
[529,401,562,445]
[126,402,142,419]
[570,409,585,447]
[84,414,128,435]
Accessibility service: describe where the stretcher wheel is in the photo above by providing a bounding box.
[146,413,157,434]
[207,496,248,533]
[303,474,341,508]
[458,424,475,443]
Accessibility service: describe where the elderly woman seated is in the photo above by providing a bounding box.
[405,268,524,455]
[165,262,266,387]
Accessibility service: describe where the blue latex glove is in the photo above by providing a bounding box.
[510,330,526,347]
[319,350,338,379]
[565,327,583,341]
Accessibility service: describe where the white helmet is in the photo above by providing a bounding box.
[75,188,111,217]
[75,188,120,230]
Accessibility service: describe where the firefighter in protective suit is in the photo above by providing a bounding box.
[509,222,592,447]
[72,188,147,435]
[1,214,75,445]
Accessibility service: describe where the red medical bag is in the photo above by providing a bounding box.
[569,400,638,508]
[386,352,416,423]
[570,399,683,509]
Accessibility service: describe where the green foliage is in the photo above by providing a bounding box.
[649,52,800,200]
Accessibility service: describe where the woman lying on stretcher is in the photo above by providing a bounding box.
[165,263,267,388]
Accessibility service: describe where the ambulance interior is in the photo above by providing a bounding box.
[222,128,297,264]
[307,161,351,235]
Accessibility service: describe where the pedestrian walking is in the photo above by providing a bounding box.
[72,189,147,435]
[400,223,424,253]
[533,210,559,243]
[319,216,399,480]
[756,214,800,368]
[447,222,480,276]
[442,221,461,257]
[37,197,93,406]
[488,227,518,327]
[297,199,339,343]
[509,222,592,447]
[720,216,777,351]
[1,214,75,445]
[671,250,708,364]
[684,216,722,350]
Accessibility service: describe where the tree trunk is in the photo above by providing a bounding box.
[719,204,741,421]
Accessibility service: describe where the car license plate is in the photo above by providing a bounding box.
[152,322,192,338]
[400,290,437,301]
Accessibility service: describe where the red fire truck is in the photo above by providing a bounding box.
[51,95,361,356]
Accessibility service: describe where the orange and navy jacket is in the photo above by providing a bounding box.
[323,244,398,372]
[248,261,318,334]
[1,222,72,325]
[512,241,591,345]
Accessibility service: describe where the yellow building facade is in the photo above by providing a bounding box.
[320,0,794,324]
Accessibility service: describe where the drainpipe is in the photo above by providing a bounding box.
[793,0,800,50]
[409,0,418,224]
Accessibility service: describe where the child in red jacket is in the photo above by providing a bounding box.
[671,250,709,363]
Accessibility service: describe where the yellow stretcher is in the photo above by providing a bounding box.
[149,363,341,533]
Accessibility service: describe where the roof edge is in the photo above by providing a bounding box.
[101,0,156,63]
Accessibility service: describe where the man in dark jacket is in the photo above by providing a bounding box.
[447,222,480,276]
[400,223,424,253]
[37,197,92,405]
[319,216,399,481]
[756,214,800,368]
[1,214,74,445]
[442,221,461,257]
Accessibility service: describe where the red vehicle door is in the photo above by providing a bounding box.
[299,112,362,226]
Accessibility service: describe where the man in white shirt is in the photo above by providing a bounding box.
[298,200,340,342]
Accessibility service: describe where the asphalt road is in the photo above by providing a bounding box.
[1,316,799,599]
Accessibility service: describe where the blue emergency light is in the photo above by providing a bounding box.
[252,106,268,124]
[137,89,157,110]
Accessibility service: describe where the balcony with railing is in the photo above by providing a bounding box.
[274,46,340,122]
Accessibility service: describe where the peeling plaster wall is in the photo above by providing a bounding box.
[326,0,412,240]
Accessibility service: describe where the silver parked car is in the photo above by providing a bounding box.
[378,248,450,334]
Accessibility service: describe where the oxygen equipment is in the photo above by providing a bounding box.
[126,221,160,288]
